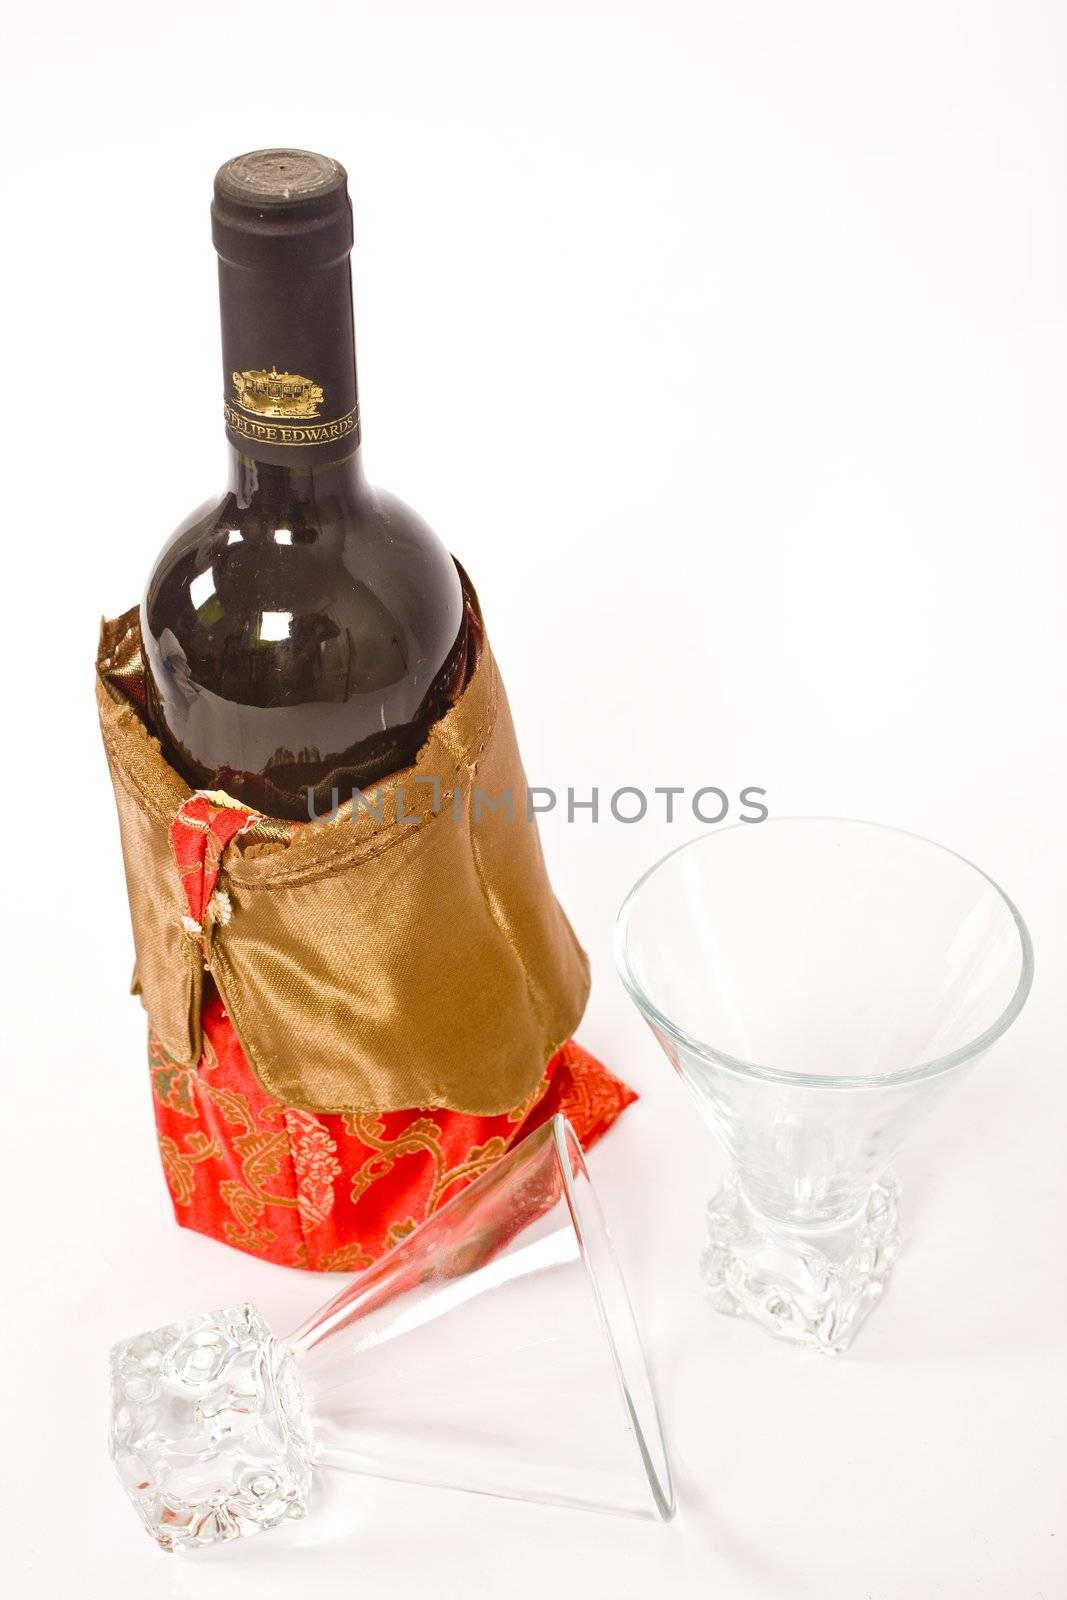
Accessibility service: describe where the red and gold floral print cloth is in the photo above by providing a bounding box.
[98,605,636,1269]
[153,792,635,1269]
[153,993,634,1271]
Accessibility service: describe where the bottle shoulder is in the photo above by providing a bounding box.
[140,470,470,815]
[142,478,464,708]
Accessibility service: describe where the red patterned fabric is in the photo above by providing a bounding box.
[149,794,636,1270]
[169,793,266,931]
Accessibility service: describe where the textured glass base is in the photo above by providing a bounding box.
[701,1172,901,1354]
[109,1304,314,1551]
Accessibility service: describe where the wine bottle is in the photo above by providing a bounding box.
[142,149,471,821]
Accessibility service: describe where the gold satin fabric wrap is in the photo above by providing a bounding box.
[96,604,590,1115]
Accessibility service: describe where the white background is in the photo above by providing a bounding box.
[1,2,1064,1596]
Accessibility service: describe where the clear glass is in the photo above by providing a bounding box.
[109,1117,674,1552]
[616,818,1033,1353]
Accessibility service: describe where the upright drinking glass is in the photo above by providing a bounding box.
[616,819,1033,1353]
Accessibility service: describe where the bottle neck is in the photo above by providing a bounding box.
[218,250,362,472]
[226,444,367,512]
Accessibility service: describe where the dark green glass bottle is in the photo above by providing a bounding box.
[142,149,470,820]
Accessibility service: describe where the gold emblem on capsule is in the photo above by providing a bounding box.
[232,367,325,419]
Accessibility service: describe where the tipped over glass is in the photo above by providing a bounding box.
[109,1116,674,1552]
[616,819,1033,1353]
